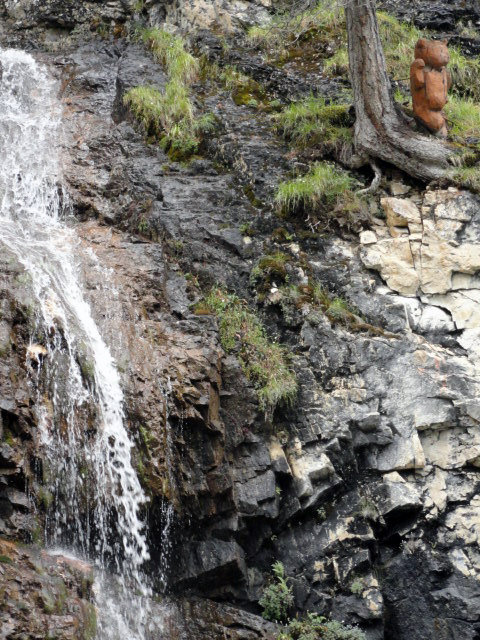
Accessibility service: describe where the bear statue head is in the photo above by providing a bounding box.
[414,38,449,69]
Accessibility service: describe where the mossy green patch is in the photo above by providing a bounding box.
[199,288,297,412]
[82,601,97,640]
[2,428,15,446]
[37,487,54,511]
[250,252,291,301]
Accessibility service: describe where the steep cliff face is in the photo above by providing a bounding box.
[2,1,480,639]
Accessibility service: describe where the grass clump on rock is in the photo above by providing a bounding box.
[124,28,215,160]
[275,162,367,232]
[200,288,297,412]
[445,96,480,144]
[274,96,353,149]
[276,163,354,212]
[443,97,480,190]
[139,27,199,82]
[247,0,344,62]
[451,165,480,192]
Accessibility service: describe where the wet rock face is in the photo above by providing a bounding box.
[0,0,132,29]
[0,539,96,639]
[153,597,278,639]
[0,250,38,541]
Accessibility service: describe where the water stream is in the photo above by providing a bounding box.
[0,49,152,639]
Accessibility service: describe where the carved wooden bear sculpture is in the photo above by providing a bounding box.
[410,38,452,138]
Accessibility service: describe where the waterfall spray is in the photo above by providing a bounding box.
[0,49,152,639]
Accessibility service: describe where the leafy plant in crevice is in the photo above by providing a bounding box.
[349,577,365,596]
[124,28,216,159]
[259,561,294,623]
[259,565,367,639]
[197,288,297,412]
[275,162,369,233]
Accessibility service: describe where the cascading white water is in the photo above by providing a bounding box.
[0,49,152,639]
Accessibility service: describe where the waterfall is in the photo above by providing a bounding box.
[0,49,152,639]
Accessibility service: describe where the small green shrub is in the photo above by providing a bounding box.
[350,578,365,596]
[259,561,294,623]
[201,289,297,412]
[274,96,353,149]
[277,613,366,640]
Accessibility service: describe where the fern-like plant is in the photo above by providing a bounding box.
[259,561,294,623]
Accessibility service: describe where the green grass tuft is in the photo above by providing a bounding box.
[125,28,214,160]
[445,96,480,143]
[276,162,357,216]
[139,27,199,83]
[201,288,297,412]
[123,86,164,137]
[451,165,480,192]
[274,95,353,149]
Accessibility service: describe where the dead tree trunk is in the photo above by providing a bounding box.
[345,0,452,181]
